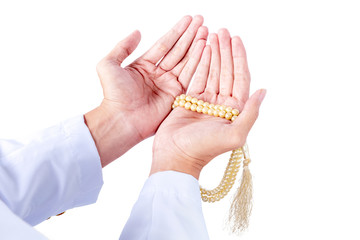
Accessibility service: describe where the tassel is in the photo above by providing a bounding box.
[228,145,253,233]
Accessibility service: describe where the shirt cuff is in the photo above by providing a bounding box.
[141,171,202,207]
[61,115,104,207]
[120,171,209,240]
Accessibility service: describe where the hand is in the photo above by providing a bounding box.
[85,16,208,166]
[151,29,266,179]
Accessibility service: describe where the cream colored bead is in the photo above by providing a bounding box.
[213,110,219,117]
[191,98,198,104]
[219,105,226,111]
[225,112,233,120]
[232,109,240,116]
[203,102,210,108]
[225,106,232,113]
[231,115,237,122]
[202,107,209,114]
[214,104,221,110]
[185,95,192,102]
[172,104,176,109]
[179,99,186,107]
[190,104,197,111]
[179,94,186,100]
[197,100,204,106]
[219,110,226,118]
[209,103,215,109]
[174,100,179,107]
[176,96,180,101]
[196,105,203,113]
[184,102,191,110]
[207,108,214,115]
[243,158,251,166]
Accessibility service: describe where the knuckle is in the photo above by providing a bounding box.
[96,61,104,73]
[204,87,217,94]
[231,132,246,148]
[221,68,233,78]
[170,27,178,37]
[209,70,219,80]
[251,102,260,117]
[157,41,168,54]
[219,87,230,95]
[234,64,249,74]
[171,45,182,57]
[254,108,260,118]
[160,61,172,71]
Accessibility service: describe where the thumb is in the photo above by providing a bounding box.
[107,30,141,64]
[232,89,267,142]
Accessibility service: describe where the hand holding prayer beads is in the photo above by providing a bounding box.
[171,95,252,231]
[153,94,252,232]
[151,29,266,234]
[172,94,245,203]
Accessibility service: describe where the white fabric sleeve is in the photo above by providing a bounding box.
[0,200,48,240]
[120,171,210,240]
[0,115,104,226]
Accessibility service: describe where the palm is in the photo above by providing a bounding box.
[153,92,245,166]
[100,59,182,138]
[96,16,207,140]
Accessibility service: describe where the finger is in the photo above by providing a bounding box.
[218,28,234,96]
[231,89,266,145]
[172,26,209,77]
[158,15,204,71]
[107,30,141,65]
[232,36,250,102]
[204,33,220,94]
[178,40,206,91]
[188,45,211,95]
[141,16,192,64]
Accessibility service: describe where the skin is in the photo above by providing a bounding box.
[151,29,266,179]
[84,16,208,167]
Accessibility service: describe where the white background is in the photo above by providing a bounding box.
[1,0,359,239]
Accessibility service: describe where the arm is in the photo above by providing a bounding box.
[0,16,207,226]
[0,116,103,226]
[0,200,48,239]
[119,171,209,240]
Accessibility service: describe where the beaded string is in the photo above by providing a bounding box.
[172,94,240,121]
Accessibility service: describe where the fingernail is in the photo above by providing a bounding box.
[258,89,267,104]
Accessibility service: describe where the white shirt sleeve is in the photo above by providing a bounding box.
[0,115,104,227]
[120,171,210,240]
[0,200,48,240]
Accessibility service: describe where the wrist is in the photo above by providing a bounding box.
[150,150,203,179]
[84,101,143,167]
